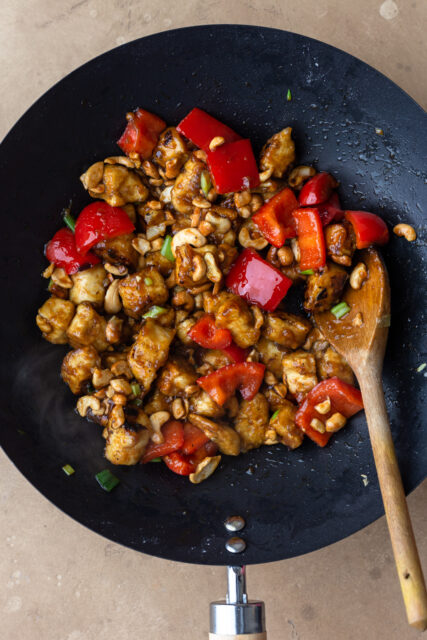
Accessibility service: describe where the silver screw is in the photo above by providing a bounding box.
[224,515,246,532]
[225,537,246,553]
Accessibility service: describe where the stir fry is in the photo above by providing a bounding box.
[36,106,391,484]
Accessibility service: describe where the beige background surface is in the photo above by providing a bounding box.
[1,1,426,639]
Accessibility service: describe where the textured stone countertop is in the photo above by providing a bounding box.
[1,2,426,639]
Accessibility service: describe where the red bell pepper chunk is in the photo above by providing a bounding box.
[197,362,265,406]
[117,108,166,159]
[188,315,232,350]
[163,452,196,476]
[206,139,260,194]
[317,192,344,226]
[142,420,184,463]
[293,208,326,271]
[74,202,135,254]
[176,107,241,152]
[181,423,210,455]
[187,441,219,466]
[221,343,249,363]
[295,377,364,447]
[298,172,337,206]
[45,228,100,275]
[226,248,293,311]
[345,211,389,249]
[252,187,299,247]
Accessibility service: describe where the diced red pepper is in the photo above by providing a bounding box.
[252,187,299,247]
[186,441,219,467]
[142,420,184,463]
[221,343,249,363]
[163,452,196,476]
[197,362,265,406]
[206,139,260,194]
[293,208,326,271]
[296,378,364,447]
[74,202,135,255]
[181,423,210,455]
[298,172,337,206]
[226,248,293,311]
[45,228,100,275]
[188,315,232,350]
[345,211,389,249]
[318,192,344,226]
[117,108,166,159]
[176,107,241,152]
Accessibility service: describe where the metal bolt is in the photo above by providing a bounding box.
[224,515,246,532]
[225,537,246,554]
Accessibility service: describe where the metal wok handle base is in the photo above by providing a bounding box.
[209,567,267,639]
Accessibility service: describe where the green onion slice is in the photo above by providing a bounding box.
[150,457,162,463]
[143,305,167,319]
[271,410,280,421]
[300,269,314,275]
[133,398,143,407]
[331,302,351,319]
[62,464,75,476]
[200,171,212,197]
[95,469,120,492]
[144,277,153,286]
[48,278,53,291]
[287,88,292,101]
[160,235,174,262]
[62,202,76,232]
[131,382,141,396]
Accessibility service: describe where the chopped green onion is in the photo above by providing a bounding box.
[287,88,292,101]
[95,469,120,492]
[160,235,174,262]
[143,305,167,319]
[133,398,143,407]
[62,464,75,476]
[131,382,141,396]
[63,207,76,232]
[300,269,314,275]
[144,277,153,286]
[200,171,212,197]
[375,127,384,136]
[48,278,53,291]
[271,410,280,421]
[416,363,426,373]
[331,302,351,319]
[150,457,162,463]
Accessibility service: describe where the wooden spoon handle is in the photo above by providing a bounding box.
[359,367,427,630]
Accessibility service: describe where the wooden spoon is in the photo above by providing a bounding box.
[314,247,427,631]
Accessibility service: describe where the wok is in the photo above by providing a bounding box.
[1,27,426,576]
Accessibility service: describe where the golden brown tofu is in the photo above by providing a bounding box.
[259,127,295,178]
[93,233,138,270]
[203,291,260,348]
[262,312,312,349]
[61,346,101,394]
[127,319,175,393]
[269,400,303,449]
[69,264,107,308]
[234,394,269,451]
[152,127,188,176]
[66,303,108,351]
[325,221,356,267]
[315,346,355,385]
[143,388,170,415]
[81,162,149,207]
[36,297,75,345]
[171,155,205,214]
[175,244,209,288]
[189,390,225,419]
[188,413,240,456]
[304,263,348,312]
[104,423,150,465]
[157,357,198,396]
[282,350,318,400]
[201,349,233,370]
[256,337,288,378]
[145,249,175,277]
[119,267,168,317]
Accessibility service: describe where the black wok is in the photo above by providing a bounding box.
[0,25,426,567]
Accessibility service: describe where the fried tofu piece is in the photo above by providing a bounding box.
[157,357,198,396]
[69,264,107,308]
[325,222,356,267]
[61,346,101,394]
[201,349,233,370]
[234,393,269,451]
[171,155,205,214]
[269,400,303,449]
[282,350,318,400]
[36,296,75,344]
[315,345,355,385]
[81,162,149,207]
[304,262,348,312]
[203,291,260,348]
[152,127,188,176]
[127,319,175,393]
[93,233,139,270]
[188,413,240,456]
[143,388,170,415]
[262,312,312,349]
[119,267,168,317]
[256,337,288,378]
[259,127,295,178]
[104,423,150,465]
[66,302,108,351]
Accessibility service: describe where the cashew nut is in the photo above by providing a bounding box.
[104,279,122,314]
[204,252,222,283]
[131,235,151,256]
[209,136,225,151]
[288,165,316,189]
[325,412,347,433]
[104,156,135,168]
[105,316,123,344]
[238,222,269,250]
[291,238,300,262]
[149,411,171,444]
[251,305,264,330]
[393,223,416,242]
[171,398,187,420]
[277,246,294,266]
[51,267,73,289]
[80,161,104,190]
[160,185,173,203]
[189,455,222,484]
[171,228,207,257]
[109,404,125,430]
[350,262,368,290]
[192,254,207,282]
[77,395,104,417]
[110,378,132,395]
[92,368,114,389]
[105,263,128,276]
[205,211,232,234]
